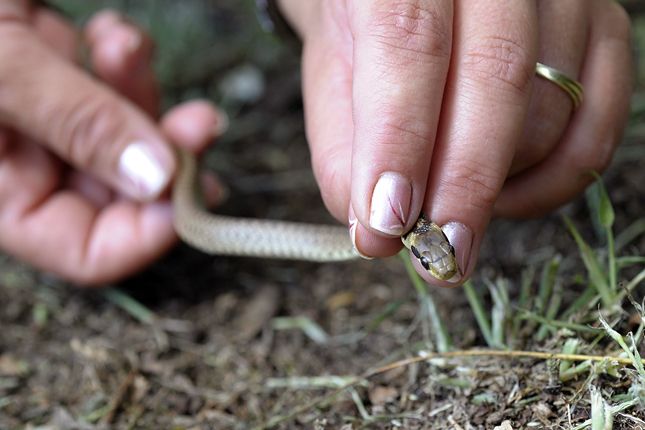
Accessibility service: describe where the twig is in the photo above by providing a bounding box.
[256,349,643,430]
[102,371,136,425]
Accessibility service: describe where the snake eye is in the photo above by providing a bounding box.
[420,257,430,270]
[411,245,421,259]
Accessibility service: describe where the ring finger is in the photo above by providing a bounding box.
[495,0,632,217]
[510,0,590,176]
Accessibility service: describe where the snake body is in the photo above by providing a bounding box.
[173,149,359,261]
[173,148,458,279]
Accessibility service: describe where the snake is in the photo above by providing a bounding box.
[172,148,459,281]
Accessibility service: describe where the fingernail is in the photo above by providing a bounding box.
[348,204,373,260]
[369,172,412,236]
[213,108,230,138]
[441,222,474,280]
[119,142,170,200]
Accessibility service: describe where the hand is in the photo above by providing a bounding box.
[0,3,225,285]
[279,0,632,286]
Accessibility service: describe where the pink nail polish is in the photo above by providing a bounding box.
[119,142,170,200]
[369,172,412,236]
[441,221,474,280]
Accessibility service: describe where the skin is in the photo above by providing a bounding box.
[0,0,633,286]
[0,2,225,285]
[278,0,633,287]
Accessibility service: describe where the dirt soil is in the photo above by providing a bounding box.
[1,1,645,429]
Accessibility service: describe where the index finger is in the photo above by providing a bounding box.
[350,0,454,257]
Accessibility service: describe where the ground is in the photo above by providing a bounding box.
[1,1,645,429]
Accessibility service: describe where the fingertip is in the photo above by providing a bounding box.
[349,204,373,260]
[85,9,124,45]
[161,100,229,153]
[349,204,403,258]
[90,24,146,75]
[442,221,475,278]
[118,140,176,201]
[77,201,176,286]
[85,9,158,115]
[141,201,176,246]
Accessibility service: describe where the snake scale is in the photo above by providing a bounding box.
[172,148,459,280]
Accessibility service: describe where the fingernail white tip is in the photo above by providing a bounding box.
[119,142,169,199]
[349,211,373,260]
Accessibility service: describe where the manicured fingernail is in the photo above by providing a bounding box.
[369,172,412,236]
[349,204,373,260]
[441,222,474,280]
[119,142,170,200]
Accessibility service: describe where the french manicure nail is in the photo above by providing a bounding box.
[349,205,373,260]
[369,172,412,236]
[119,142,170,200]
[441,221,474,281]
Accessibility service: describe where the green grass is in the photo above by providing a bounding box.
[398,172,645,428]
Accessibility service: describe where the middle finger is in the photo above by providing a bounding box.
[419,0,538,285]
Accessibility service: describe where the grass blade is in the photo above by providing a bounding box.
[485,278,509,349]
[463,280,494,348]
[537,256,561,315]
[272,317,329,344]
[400,251,452,352]
[564,216,613,307]
[536,281,563,342]
[102,288,155,325]
[615,218,645,252]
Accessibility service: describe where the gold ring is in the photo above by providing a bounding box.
[535,62,584,110]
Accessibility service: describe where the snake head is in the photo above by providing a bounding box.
[402,216,459,282]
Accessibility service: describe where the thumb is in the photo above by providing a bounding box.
[0,22,174,201]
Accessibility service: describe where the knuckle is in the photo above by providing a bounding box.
[371,114,429,157]
[439,159,501,212]
[366,0,451,65]
[55,95,125,169]
[462,35,534,95]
